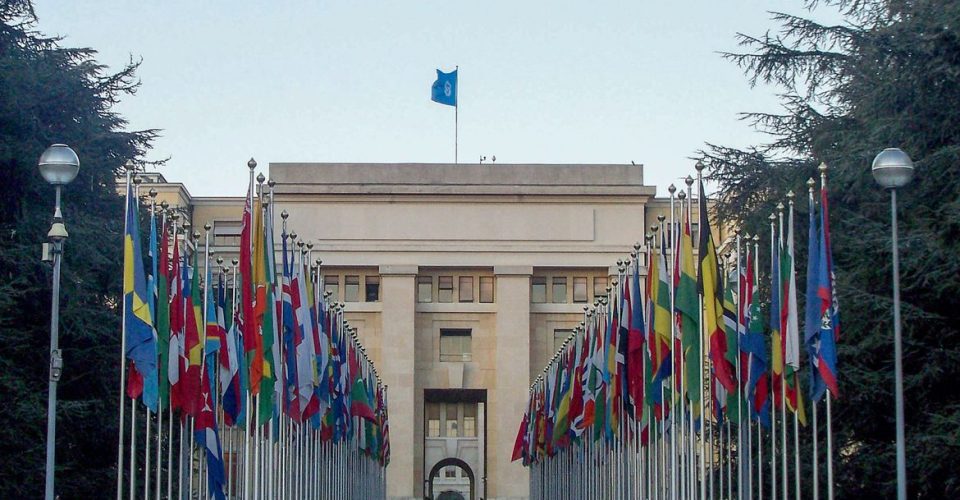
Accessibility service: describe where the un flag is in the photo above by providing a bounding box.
[431,69,457,107]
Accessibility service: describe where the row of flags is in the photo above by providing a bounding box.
[512,174,839,465]
[121,170,390,498]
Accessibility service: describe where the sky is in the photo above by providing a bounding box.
[31,1,842,197]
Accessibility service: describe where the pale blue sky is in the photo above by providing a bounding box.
[32,1,840,197]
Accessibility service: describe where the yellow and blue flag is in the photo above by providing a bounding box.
[123,181,159,412]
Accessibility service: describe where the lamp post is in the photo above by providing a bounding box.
[872,147,914,500]
[38,144,80,500]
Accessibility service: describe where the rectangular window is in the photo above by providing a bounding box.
[531,276,547,303]
[459,276,474,302]
[365,275,380,302]
[213,220,242,247]
[573,277,588,303]
[427,403,441,437]
[479,276,494,303]
[344,275,360,302]
[417,276,433,303]
[553,329,573,353]
[463,403,477,437]
[445,403,459,437]
[438,276,454,303]
[594,276,608,300]
[323,275,339,302]
[691,223,700,248]
[439,329,472,362]
[552,277,567,303]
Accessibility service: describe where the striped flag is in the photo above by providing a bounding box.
[122,181,158,412]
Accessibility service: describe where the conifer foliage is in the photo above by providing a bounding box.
[0,1,158,497]
[699,1,960,496]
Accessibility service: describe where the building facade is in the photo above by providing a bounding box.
[144,162,701,500]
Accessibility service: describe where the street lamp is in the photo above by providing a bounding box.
[872,147,914,500]
[38,144,79,500]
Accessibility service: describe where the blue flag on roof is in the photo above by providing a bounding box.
[431,69,457,107]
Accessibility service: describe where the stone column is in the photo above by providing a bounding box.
[379,265,418,500]
[490,266,532,499]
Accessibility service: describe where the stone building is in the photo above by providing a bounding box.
[142,162,708,500]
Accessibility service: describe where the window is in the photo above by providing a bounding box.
[417,276,433,303]
[344,275,360,302]
[691,223,700,248]
[573,277,588,303]
[324,275,339,301]
[553,329,573,353]
[463,403,477,437]
[445,403,459,437]
[594,276,608,300]
[552,277,567,303]
[439,329,472,362]
[531,276,547,303]
[427,404,441,437]
[445,468,457,478]
[479,276,494,303]
[458,276,474,302]
[213,220,242,247]
[438,276,454,303]
[365,275,380,302]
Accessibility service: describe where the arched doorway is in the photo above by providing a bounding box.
[427,457,474,500]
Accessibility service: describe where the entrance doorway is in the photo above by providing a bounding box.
[428,458,474,500]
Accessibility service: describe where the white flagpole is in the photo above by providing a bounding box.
[455,65,459,164]
[788,192,802,500]
[116,166,132,500]
[770,213,778,500]
[129,398,136,500]
[736,231,744,500]
[778,203,788,500]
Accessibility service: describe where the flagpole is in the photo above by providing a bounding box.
[768,212,779,500]
[817,164,836,500]
[736,230,744,500]
[455,65,459,164]
[157,204,168,500]
[128,174,145,500]
[777,202,788,500]
[697,164,709,500]
[753,235,762,500]
[142,190,159,500]
[115,165,133,500]
[787,191,802,500]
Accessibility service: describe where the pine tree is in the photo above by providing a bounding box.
[698,1,960,496]
[0,2,159,497]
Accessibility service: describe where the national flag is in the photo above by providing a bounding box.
[293,255,318,421]
[676,214,700,406]
[430,68,457,106]
[156,217,170,411]
[204,264,223,410]
[699,180,737,393]
[742,248,771,427]
[195,356,227,500]
[280,233,301,421]
[813,186,840,398]
[771,223,784,409]
[782,201,807,425]
[627,260,646,422]
[168,231,183,412]
[651,232,673,389]
[512,407,530,462]
[805,190,826,401]
[256,200,277,424]
[219,272,242,426]
[122,181,158,412]
[181,248,204,417]
[240,177,262,394]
